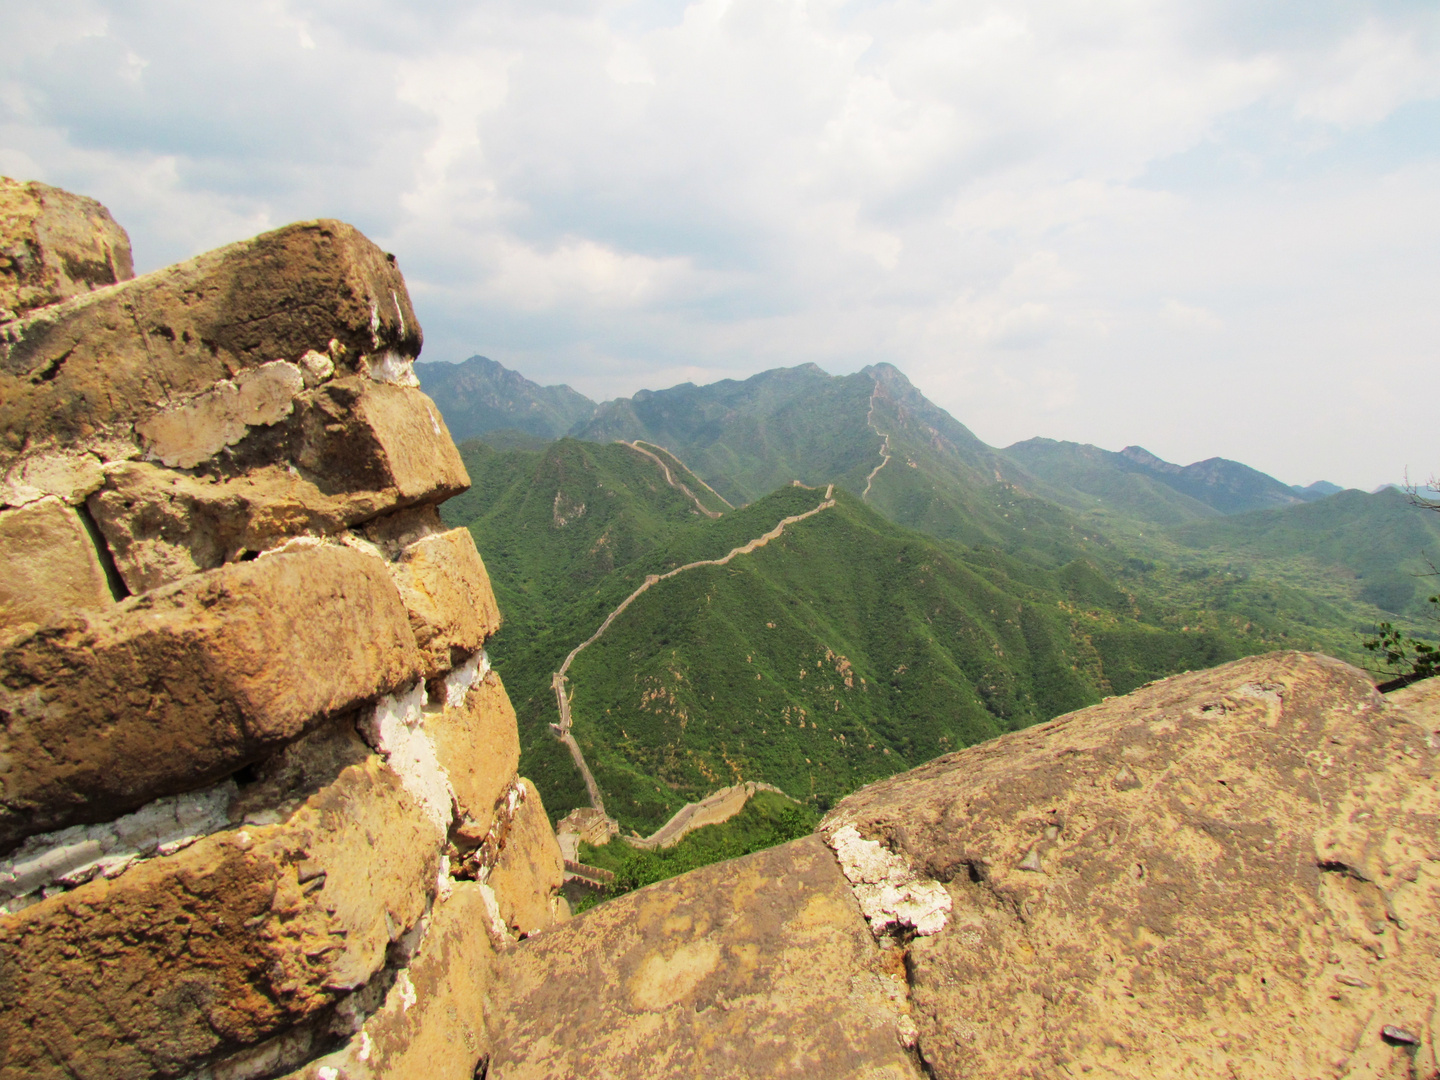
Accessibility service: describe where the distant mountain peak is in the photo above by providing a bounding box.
[414,356,597,442]
[1118,445,1180,474]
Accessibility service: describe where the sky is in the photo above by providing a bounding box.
[3,1,1438,491]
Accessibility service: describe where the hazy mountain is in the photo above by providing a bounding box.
[1293,480,1344,501]
[415,355,596,441]
[1001,438,1325,523]
[568,361,1108,568]
[573,363,888,505]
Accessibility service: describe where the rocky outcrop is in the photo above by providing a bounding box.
[820,651,1440,1078]
[0,213,423,512]
[483,653,1440,1079]
[0,181,567,1080]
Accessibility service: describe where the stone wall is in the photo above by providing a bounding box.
[0,181,565,1080]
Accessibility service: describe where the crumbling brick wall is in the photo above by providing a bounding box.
[0,177,565,1080]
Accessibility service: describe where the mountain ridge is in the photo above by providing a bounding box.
[414,354,597,442]
[417,356,1338,522]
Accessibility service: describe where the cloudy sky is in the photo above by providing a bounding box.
[4,1,1437,490]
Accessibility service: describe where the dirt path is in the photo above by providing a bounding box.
[862,383,892,500]
[550,485,836,812]
[621,440,732,517]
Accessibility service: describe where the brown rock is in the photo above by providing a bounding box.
[87,381,469,594]
[0,544,424,851]
[821,651,1440,1080]
[0,177,134,321]
[133,358,306,469]
[86,463,358,594]
[1387,675,1440,727]
[285,377,467,507]
[485,835,922,1079]
[360,502,445,553]
[488,779,565,939]
[431,669,520,830]
[0,752,441,1080]
[279,881,499,1080]
[391,528,500,677]
[0,219,420,503]
[0,496,113,637]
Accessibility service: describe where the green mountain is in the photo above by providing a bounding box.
[555,485,1269,831]
[440,436,1342,833]
[1001,438,1317,523]
[414,355,596,441]
[573,363,886,505]
[571,361,1108,567]
[1294,480,1344,501]
[430,359,1436,836]
[1169,487,1440,618]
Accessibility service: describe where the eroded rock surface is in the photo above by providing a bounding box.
[485,835,923,1080]
[0,495,113,639]
[822,652,1440,1079]
[0,217,421,507]
[0,753,439,1080]
[0,176,134,321]
[279,882,501,1080]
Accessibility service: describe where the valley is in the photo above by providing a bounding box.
[426,357,1440,841]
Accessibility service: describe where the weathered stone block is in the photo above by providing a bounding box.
[280,881,499,1080]
[87,381,469,594]
[0,544,424,851]
[487,779,566,939]
[822,651,1440,1079]
[0,176,134,322]
[0,753,441,1080]
[391,528,500,677]
[134,358,306,469]
[1388,675,1440,727]
[0,496,112,638]
[431,669,520,831]
[286,377,467,506]
[0,219,421,505]
[87,462,361,594]
[360,502,444,554]
[485,835,921,1079]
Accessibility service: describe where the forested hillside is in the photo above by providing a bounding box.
[425,359,1439,833]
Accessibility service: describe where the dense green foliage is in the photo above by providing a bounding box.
[1364,609,1439,686]
[1168,487,1440,618]
[444,437,1303,833]
[563,487,1277,831]
[574,791,818,908]
[434,360,1439,854]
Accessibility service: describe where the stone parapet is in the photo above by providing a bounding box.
[0,218,423,509]
[0,544,425,850]
[0,180,566,1080]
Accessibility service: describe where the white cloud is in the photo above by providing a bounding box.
[2,0,1438,489]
